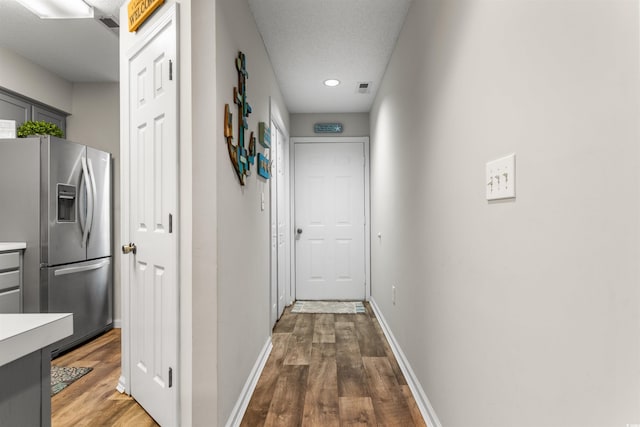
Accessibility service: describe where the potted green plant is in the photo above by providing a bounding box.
[17,120,64,138]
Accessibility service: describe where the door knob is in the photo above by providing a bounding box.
[297,228,303,235]
[122,243,137,255]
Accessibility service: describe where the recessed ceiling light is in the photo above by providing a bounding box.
[324,79,340,87]
[15,0,94,19]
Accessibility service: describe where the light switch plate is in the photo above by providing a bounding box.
[486,153,516,200]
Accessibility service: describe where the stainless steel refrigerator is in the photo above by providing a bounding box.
[0,135,112,356]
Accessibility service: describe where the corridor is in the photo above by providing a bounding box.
[1,0,636,425]
[241,303,426,426]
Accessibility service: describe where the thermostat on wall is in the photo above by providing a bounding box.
[314,123,343,134]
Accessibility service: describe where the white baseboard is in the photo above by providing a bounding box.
[224,337,273,427]
[113,319,122,328]
[370,298,442,427]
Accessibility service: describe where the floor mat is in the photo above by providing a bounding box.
[291,300,366,314]
[51,365,93,396]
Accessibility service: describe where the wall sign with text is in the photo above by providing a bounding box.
[128,0,165,32]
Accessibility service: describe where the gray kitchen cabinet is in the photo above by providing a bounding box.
[0,90,31,126]
[0,248,24,313]
[0,313,71,427]
[0,88,67,135]
[33,105,66,136]
[0,348,51,427]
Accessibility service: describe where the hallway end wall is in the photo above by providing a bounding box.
[370,1,640,426]
[216,0,290,424]
[290,113,369,137]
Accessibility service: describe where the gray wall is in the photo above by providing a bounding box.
[369,1,640,426]
[0,46,72,113]
[66,82,120,326]
[190,1,218,425]
[290,113,369,137]
[216,0,289,425]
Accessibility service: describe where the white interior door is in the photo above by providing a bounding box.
[276,125,287,317]
[294,142,366,300]
[270,123,289,326]
[125,8,178,427]
[270,130,278,325]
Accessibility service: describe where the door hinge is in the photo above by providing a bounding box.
[169,60,173,81]
[169,213,173,233]
[169,367,173,388]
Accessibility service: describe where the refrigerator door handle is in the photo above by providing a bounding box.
[79,161,87,235]
[81,156,94,248]
[53,259,110,276]
[87,158,98,238]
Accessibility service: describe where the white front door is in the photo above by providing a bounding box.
[294,142,366,300]
[125,7,178,426]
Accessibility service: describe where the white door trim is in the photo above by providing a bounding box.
[290,136,371,301]
[118,5,180,424]
[271,99,292,308]
[269,99,291,328]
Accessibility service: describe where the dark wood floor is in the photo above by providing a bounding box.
[51,328,158,427]
[241,303,427,427]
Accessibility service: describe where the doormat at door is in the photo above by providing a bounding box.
[51,366,93,396]
[291,301,366,314]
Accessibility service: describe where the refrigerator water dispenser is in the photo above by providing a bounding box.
[57,184,76,222]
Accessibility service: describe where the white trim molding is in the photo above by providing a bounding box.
[224,337,273,427]
[370,298,443,427]
[269,96,292,327]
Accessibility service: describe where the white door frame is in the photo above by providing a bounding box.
[118,5,180,424]
[269,99,291,328]
[290,136,371,301]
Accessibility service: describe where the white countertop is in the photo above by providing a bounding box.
[0,242,26,252]
[0,313,73,366]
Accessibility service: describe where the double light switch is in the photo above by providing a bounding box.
[486,153,515,200]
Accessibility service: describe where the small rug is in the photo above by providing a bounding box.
[291,301,366,314]
[51,366,93,396]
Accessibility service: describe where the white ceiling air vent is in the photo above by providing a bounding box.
[357,82,372,94]
[98,16,119,35]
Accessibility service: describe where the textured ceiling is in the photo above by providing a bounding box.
[249,0,412,113]
[0,0,411,113]
[0,0,123,83]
